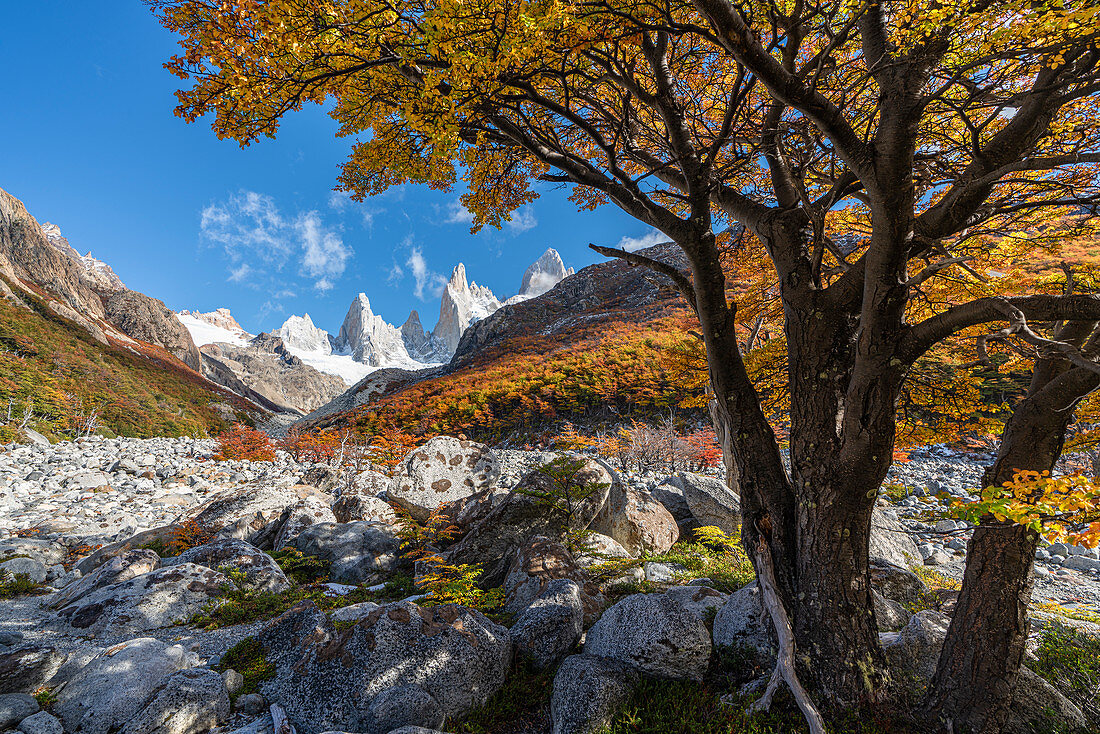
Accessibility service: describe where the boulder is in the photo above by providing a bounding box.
[331,601,382,623]
[360,684,445,734]
[651,477,693,524]
[503,537,601,621]
[0,538,65,567]
[292,521,401,584]
[52,549,161,609]
[574,534,643,585]
[711,582,775,672]
[447,460,611,587]
[550,654,637,734]
[868,558,926,609]
[352,469,393,497]
[333,494,398,525]
[73,527,175,575]
[881,610,951,686]
[0,557,46,584]
[166,539,290,593]
[510,579,584,670]
[437,488,510,532]
[273,497,338,551]
[0,694,39,729]
[389,437,501,521]
[186,482,331,546]
[590,485,678,556]
[57,563,232,635]
[663,585,728,624]
[0,646,67,695]
[53,638,196,734]
[675,472,740,535]
[584,591,712,681]
[301,465,341,493]
[1005,667,1088,733]
[120,668,231,734]
[258,601,512,734]
[17,710,63,734]
[869,508,920,568]
[873,591,910,632]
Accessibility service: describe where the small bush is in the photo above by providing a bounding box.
[648,527,755,593]
[271,548,330,584]
[0,571,49,599]
[1032,622,1100,724]
[215,423,276,461]
[218,638,275,697]
[33,688,57,710]
[449,658,555,733]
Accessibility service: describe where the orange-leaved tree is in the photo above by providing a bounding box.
[215,423,276,462]
[152,0,1100,729]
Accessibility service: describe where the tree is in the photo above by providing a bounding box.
[151,0,1100,727]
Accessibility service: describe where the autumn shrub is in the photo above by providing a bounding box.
[167,519,213,555]
[215,423,275,461]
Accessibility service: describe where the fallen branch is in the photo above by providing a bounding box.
[271,704,295,734]
[747,535,827,734]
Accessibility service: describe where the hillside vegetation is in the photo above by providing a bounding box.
[0,278,243,441]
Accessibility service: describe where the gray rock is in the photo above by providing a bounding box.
[168,539,290,593]
[361,684,445,734]
[17,710,63,734]
[187,483,331,546]
[663,585,728,624]
[389,437,501,521]
[923,550,951,566]
[1061,555,1100,572]
[873,591,910,632]
[51,549,161,609]
[712,582,775,672]
[589,485,678,556]
[292,521,401,585]
[503,537,594,616]
[0,646,67,695]
[120,667,230,734]
[331,601,382,623]
[259,601,511,734]
[222,669,245,697]
[881,610,951,686]
[301,465,342,493]
[384,728,453,734]
[334,494,398,525]
[57,563,232,635]
[643,561,686,584]
[273,497,337,551]
[674,472,740,535]
[550,654,637,734]
[448,460,611,587]
[0,539,64,567]
[584,591,712,681]
[1005,667,1087,733]
[234,693,266,716]
[868,558,926,609]
[511,579,584,670]
[869,508,920,568]
[73,527,177,576]
[0,694,39,729]
[54,638,195,734]
[651,477,692,523]
[0,557,46,584]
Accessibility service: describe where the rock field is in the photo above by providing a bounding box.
[0,435,1094,734]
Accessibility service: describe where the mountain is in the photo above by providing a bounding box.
[0,186,260,439]
[432,264,502,355]
[302,242,695,437]
[334,293,419,367]
[507,247,574,304]
[400,310,447,363]
[177,308,251,346]
[276,313,333,354]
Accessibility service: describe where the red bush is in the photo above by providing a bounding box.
[215,423,275,461]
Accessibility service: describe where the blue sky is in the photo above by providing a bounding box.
[0,3,662,334]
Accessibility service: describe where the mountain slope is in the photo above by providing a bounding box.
[303,243,698,438]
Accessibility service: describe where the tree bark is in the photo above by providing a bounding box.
[923,347,1100,732]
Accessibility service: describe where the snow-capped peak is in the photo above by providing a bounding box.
[277,313,333,354]
[508,248,573,304]
[432,264,502,355]
[40,221,125,292]
[335,292,418,367]
[176,308,252,347]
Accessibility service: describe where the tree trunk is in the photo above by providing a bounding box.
[923,350,1099,732]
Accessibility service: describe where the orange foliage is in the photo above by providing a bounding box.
[215,423,276,462]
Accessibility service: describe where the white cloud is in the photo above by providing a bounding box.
[200,191,351,292]
[507,207,537,234]
[328,190,351,210]
[406,246,448,300]
[387,260,405,283]
[616,229,667,252]
[444,199,475,225]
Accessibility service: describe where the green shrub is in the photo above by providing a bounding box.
[1032,622,1100,725]
[271,548,330,584]
[0,571,48,599]
[218,638,275,697]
